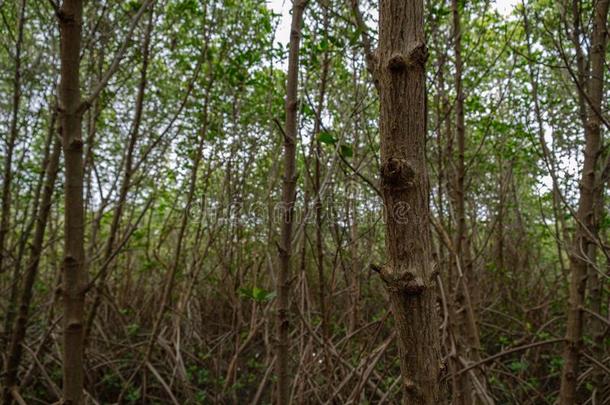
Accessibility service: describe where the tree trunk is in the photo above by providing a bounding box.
[276,1,307,403]
[450,1,488,403]
[0,0,26,286]
[2,137,61,405]
[588,156,609,401]
[559,0,609,403]
[377,0,442,403]
[4,107,55,349]
[314,17,330,350]
[58,0,86,402]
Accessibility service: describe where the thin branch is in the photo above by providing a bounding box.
[273,117,288,142]
[46,0,60,14]
[338,151,382,198]
[580,306,610,327]
[79,0,153,112]
[348,0,378,91]
[581,352,610,376]
[444,338,564,380]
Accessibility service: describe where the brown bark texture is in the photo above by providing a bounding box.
[377,0,443,403]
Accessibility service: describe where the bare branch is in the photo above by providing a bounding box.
[445,338,564,380]
[349,0,379,91]
[78,0,153,113]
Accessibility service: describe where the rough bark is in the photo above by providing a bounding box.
[559,0,609,403]
[377,0,442,403]
[276,1,307,403]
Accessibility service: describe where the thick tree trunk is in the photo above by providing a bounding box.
[276,1,307,403]
[377,0,442,403]
[559,0,609,403]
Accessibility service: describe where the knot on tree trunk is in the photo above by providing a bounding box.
[403,376,424,400]
[387,53,409,71]
[57,10,78,24]
[385,42,428,72]
[65,321,83,332]
[68,138,84,150]
[379,264,425,295]
[407,42,428,66]
[63,254,79,269]
[380,158,416,190]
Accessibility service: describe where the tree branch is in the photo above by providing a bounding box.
[444,338,564,380]
[78,0,153,113]
[349,0,378,91]
[46,0,60,14]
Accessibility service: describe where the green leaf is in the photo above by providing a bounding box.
[239,286,276,302]
[340,144,353,158]
[239,287,254,299]
[319,38,330,51]
[318,132,337,145]
[508,360,528,372]
[252,286,265,301]
[127,323,140,336]
[124,0,142,13]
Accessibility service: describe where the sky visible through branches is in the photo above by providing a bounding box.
[269,0,521,46]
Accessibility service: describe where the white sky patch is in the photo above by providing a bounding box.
[267,0,291,46]
[495,0,520,16]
